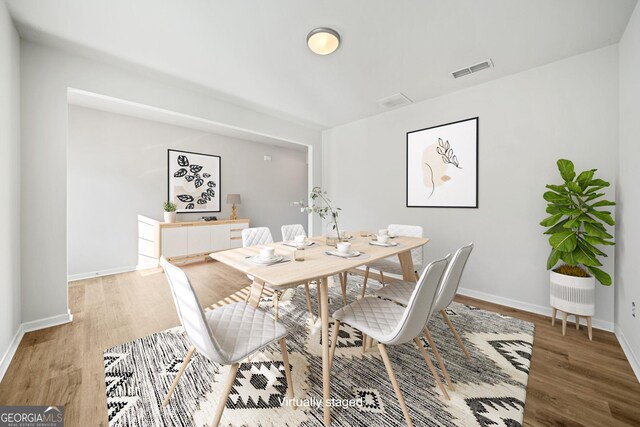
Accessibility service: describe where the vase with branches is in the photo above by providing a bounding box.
[295,186,342,244]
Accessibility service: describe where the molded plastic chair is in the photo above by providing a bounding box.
[159,258,294,426]
[330,256,450,427]
[241,226,316,322]
[361,224,424,297]
[281,224,306,242]
[375,243,474,387]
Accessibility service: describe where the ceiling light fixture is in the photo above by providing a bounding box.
[307,27,340,55]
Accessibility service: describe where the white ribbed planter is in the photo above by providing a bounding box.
[549,271,595,316]
[163,211,176,223]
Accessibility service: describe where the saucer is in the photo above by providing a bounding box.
[326,250,361,258]
[369,241,398,247]
[250,254,284,265]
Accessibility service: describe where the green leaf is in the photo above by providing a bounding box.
[584,222,613,239]
[561,251,577,266]
[543,191,568,204]
[540,213,563,227]
[549,231,577,252]
[580,238,607,256]
[543,218,570,234]
[590,200,616,208]
[566,181,583,194]
[585,192,605,202]
[562,216,583,229]
[546,205,561,214]
[585,185,606,194]
[586,266,612,286]
[573,241,602,267]
[576,169,596,189]
[545,184,568,194]
[557,159,576,182]
[590,210,615,226]
[584,235,615,246]
[547,249,562,270]
[588,179,610,188]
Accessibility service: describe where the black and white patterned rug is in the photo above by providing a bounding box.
[104,274,534,426]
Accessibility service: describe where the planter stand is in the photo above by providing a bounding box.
[549,271,595,341]
[551,308,593,340]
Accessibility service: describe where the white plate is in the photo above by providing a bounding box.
[250,254,284,265]
[282,241,316,247]
[326,250,361,258]
[369,241,399,247]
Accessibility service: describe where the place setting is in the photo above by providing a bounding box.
[281,234,317,248]
[246,247,292,266]
[324,241,369,259]
[368,229,402,248]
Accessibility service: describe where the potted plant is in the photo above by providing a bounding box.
[295,186,343,245]
[540,159,615,322]
[163,201,177,223]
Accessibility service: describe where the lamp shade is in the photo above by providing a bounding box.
[226,194,241,205]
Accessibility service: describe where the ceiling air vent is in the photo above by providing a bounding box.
[377,93,413,109]
[451,59,493,79]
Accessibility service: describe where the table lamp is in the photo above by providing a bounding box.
[226,194,241,220]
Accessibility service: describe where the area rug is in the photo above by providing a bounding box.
[104,274,534,426]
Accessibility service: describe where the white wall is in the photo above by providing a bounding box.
[323,46,619,328]
[0,3,21,374]
[67,106,308,277]
[617,2,640,377]
[21,40,321,324]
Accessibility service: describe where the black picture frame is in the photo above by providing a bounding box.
[167,149,222,213]
[405,117,480,209]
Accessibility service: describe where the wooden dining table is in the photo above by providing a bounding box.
[210,234,429,426]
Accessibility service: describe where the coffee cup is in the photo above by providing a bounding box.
[377,235,390,244]
[294,235,306,244]
[259,247,275,259]
[336,242,351,254]
[378,229,389,236]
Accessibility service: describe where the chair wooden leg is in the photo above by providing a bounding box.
[551,307,557,326]
[413,338,450,400]
[441,310,470,359]
[273,291,280,322]
[587,316,593,340]
[414,271,419,281]
[423,328,454,390]
[562,311,567,336]
[362,333,368,353]
[162,346,195,407]
[378,343,414,427]
[361,267,370,298]
[339,273,347,305]
[317,288,322,322]
[330,320,341,370]
[211,363,239,427]
[279,338,294,400]
[575,314,580,330]
[369,336,374,348]
[380,271,385,285]
[304,282,316,323]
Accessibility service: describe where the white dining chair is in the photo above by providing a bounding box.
[159,258,294,427]
[241,226,316,322]
[361,224,424,297]
[375,243,474,386]
[330,256,450,427]
[281,224,306,242]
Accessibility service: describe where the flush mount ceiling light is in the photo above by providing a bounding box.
[307,27,340,55]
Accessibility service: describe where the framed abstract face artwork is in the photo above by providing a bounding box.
[406,117,478,208]
[167,149,221,213]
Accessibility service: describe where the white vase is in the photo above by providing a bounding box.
[164,211,176,223]
[549,270,595,316]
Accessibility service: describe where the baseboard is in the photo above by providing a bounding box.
[67,265,137,282]
[457,287,615,332]
[0,311,73,382]
[21,311,73,334]
[0,324,24,383]
[615,326,640,382]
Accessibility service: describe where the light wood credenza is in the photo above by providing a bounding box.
[137,215,250,268]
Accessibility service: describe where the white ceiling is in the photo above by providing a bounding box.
[6,0,638,129]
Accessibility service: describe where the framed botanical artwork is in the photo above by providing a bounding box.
[406,117,478,208]
[167,149,221,213]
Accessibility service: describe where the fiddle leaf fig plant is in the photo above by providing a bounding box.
[540,159,615,285]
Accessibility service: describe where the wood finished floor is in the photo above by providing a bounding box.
[0,261,638,426]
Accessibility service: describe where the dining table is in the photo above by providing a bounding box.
[210,233,430,426]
